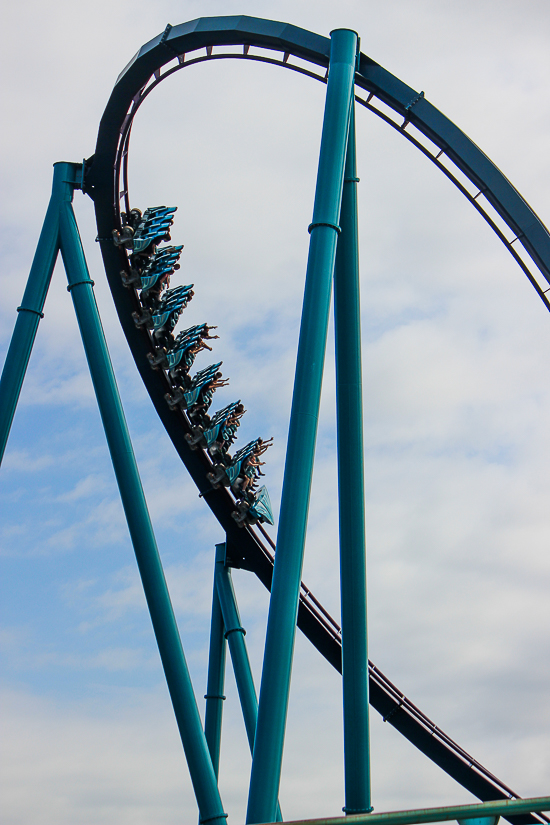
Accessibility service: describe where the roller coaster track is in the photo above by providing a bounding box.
[83,16,550,824]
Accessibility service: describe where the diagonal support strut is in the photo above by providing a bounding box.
[0,162,226,825]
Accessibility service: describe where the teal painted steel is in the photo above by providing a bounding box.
[5,19,545,824]
[91,19,550,811]
[55,164,226,825]
[246,29,358,825]
[254,796,550,825]
[204,543,228,778]
[0,163,65,465]
[214,548,282,822]
[334,104,372,815]
[215,549,258,749]
[457,817,499,825]
[92,16,550,301]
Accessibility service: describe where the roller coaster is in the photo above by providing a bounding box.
[1,15,550,825]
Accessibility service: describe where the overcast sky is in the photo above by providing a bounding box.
[1,1,550,824]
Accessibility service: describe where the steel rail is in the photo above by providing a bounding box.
[112,52,550,314]
[87,24,550,312]
[86,16,550,824]
[252,796,550,825]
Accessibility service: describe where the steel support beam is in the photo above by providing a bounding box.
[246,29,358,825]
[334,103,372,815]
[0,164,67,466]
[54,163,226,825]
[204,544,228,779]
[214,546,283,822]
[253,796,550,825]
[215,547,258,751]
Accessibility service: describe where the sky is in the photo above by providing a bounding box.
[1,1,550,823]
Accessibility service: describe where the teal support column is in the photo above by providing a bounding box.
[56,163,226,825]
[0,163,67,466]
[204,544,228,779]
[247,29,358,825]
[261,796,550,825]
[334,104,372,815]
[215,545,282,822]
[215,548,258,749]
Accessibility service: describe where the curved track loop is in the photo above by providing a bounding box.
[85,16,550,824]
